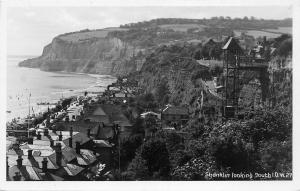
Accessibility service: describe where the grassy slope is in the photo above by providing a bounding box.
[58,28,128,42]
[158,24,207,32]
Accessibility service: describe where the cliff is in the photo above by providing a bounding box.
[19,28,145,76]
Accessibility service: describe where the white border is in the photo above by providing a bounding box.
[0,0,299,190]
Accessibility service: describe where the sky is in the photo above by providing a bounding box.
[7,6,292,56]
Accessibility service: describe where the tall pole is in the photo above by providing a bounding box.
[28,92,31,138]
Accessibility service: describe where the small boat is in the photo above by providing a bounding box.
[6,111,11,113]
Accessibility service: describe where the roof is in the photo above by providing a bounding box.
[8,165,42,181]
[85,115,110,124]
[162,106,189,115]
[93,140,113,148]
[76,149,97,165]
[196,60,210,69]
[204,38,217,46]
[62,132,91,147]
[61,146,78,162]
[222,37,243,53]
[63,164,85,176]
[7,154,59,170]
[94,125,115,140]
[92,107,107,116]
[8,165,64,181]
[140,111,160,118]
[100,104,132,127]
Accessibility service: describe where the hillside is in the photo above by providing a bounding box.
[19,28,145,76]
[19,17,292,77]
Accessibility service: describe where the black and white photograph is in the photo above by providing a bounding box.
[0,0,299,190]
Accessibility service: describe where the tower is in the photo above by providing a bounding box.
[222,37,243,118]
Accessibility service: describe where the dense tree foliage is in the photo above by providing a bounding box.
[119,18,292,30]
[109,27,292,180]
[141,138,171,178]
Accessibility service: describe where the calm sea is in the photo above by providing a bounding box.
[7,55,116,121]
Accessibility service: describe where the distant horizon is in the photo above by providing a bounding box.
[7,16,293,58]
[7,6,292,55]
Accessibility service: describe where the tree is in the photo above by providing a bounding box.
[131,117,145,135]
[243,16,249,21]
[125,149,150,180]
[120,135,143,168]
[277,38,292,57]
[141,138,171,178]
[155,79,170,106]
[172,158,219,180]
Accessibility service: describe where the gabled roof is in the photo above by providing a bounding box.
[92,107,107,116]
[222,37,243,53]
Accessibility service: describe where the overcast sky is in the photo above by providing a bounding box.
[7,6,292,56]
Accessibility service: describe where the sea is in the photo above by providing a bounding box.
[6,55,117,122]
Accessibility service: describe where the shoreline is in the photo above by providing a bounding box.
[7,61,117,122]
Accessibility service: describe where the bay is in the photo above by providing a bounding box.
[6,56,116,121]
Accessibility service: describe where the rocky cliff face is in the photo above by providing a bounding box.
[19,29,145,76]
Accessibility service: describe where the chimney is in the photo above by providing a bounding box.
[55,143,62,166]
[69,137,73,148]
[28,150,33,159]
[42,157,48,172]
[58,131,63,141]
[75,141,80,154]
[13,172,21,181]
[27,137,33,144]
[87,128,91,138]
[37,132,41,140]
[50,139,54,147]
[16,155,23,168]
[44,128,49,136]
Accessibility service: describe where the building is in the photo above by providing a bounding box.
[140,111,161,120]
[6,128,103,181]
[84,104,132,139]
[161,105,189,127]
